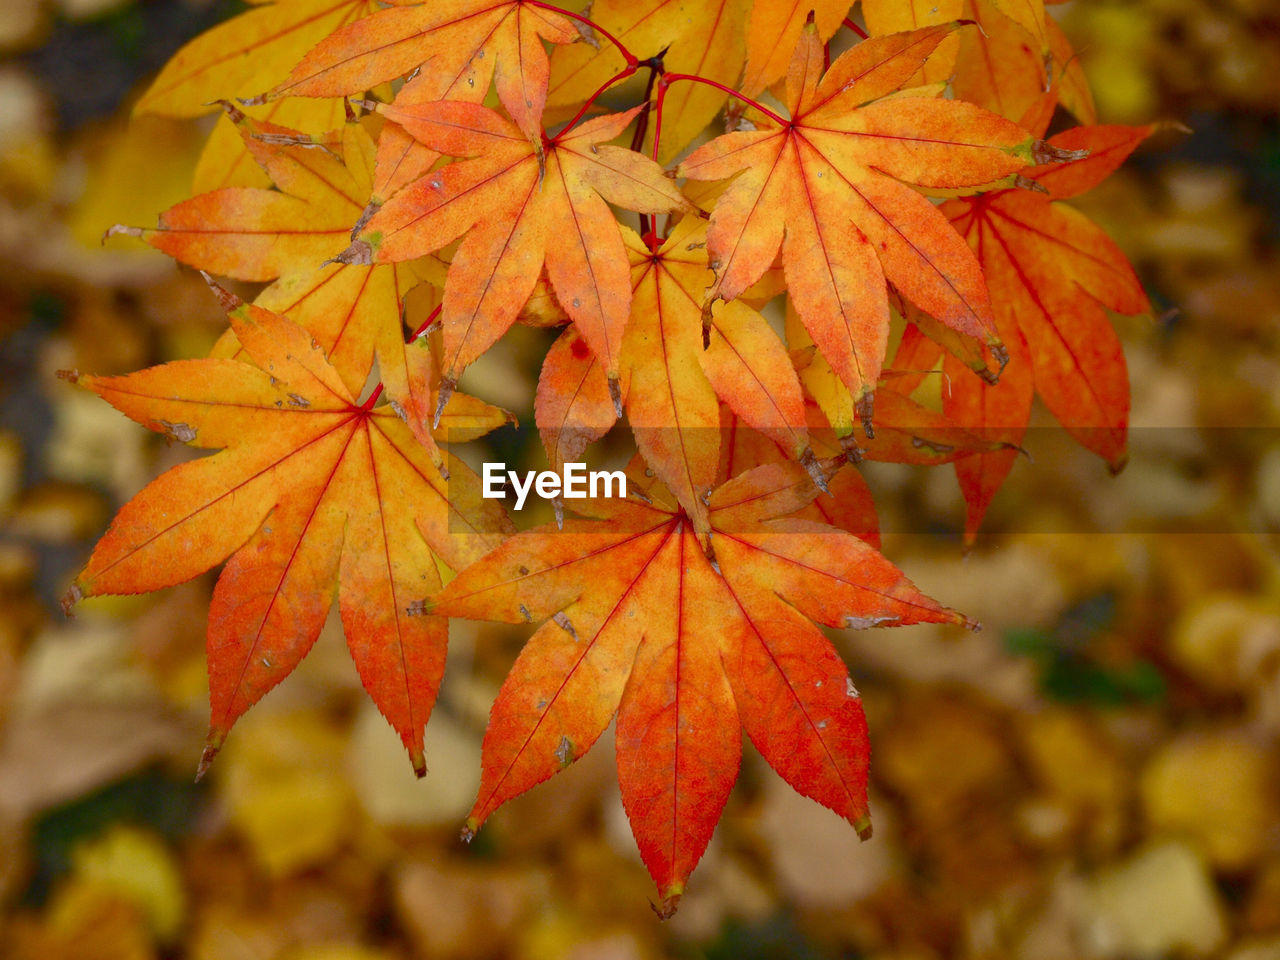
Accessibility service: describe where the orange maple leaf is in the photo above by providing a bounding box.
[740,0,851,96]
[938,124,1155,534]
[535,326,618,480]
[427,460,969,914]
[680,24,1035,418]
[134,0,376,118]
[107,110,459,458]
[264,0,579,144]
[949,0,1095,137]
[622,216,815,530]
[62,290,511,776]
[334,101,691,412]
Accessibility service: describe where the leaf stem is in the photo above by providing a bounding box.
[842,17,869,40]
[631,49,668,250]
[553,64,639,140]
[651,73,788,162]
[354,303,443,412]
[526,1,638,68]
[411,303,443,341]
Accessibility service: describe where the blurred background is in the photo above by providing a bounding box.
[2,1,1279,958]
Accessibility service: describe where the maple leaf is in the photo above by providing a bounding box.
[134,0,376,118]
[62,290,511,776]
[950,0,1095,137]
[263,0,579,144]
[106,109,454,458]
[426,461,969,914]
[680,24,1035,418]
[861,0,964,86]
[777,288,1021,473]
[193,98,351,194]
[333,100,691,413]
[621,216,815,530]
[535,325,618,477]
[938,124,1155,534]
[718,406,883,548]
[740,0,851,96]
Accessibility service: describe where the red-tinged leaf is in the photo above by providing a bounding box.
[953,0,1096,135]
[709,458,835,529]
[122,113,466,456]
[1027,124,1159,199]
[681,25,1034,403]
[622,218,812,527]
[719,585,872,835]
[936,322,1034,538]
[939,128,1153,515]
[615,526,741,913]
[701,297,809,461]
[808,467,881,549]
[433,465,964,907]
[340,101,690,390]
[715,424,880,545]
[66,294,510,774]
[134,0,376,118]
[785,304,1012,466]
[708,523,969,634]
[267,0,579,143]
[623,223,721,531]
[902,306,999,385]
[535,326,619,474]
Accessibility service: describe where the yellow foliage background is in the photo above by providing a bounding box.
[1,1,1279,958]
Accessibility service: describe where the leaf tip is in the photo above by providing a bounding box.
[349,201,380,242]
[55,368,81,385]
[1014,173,1050,194]
[60,583,83,618]
[840,432,865,463]
[410,747,427,778]
[433,377,456,429]
[855,392,875,440]
[236,93,270,107]
[405,598,434,617]
[195,730,225,782]
[652,888,683,920]
[799,446,831,494]
[459,818,479,844]
[212,99,245,124]
[1108,452,1130,477]
[607,376,623,418]
[103,224,143,245]
[199,272,243,313]
[854,814,873,841]
[1032,139,1089,165]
